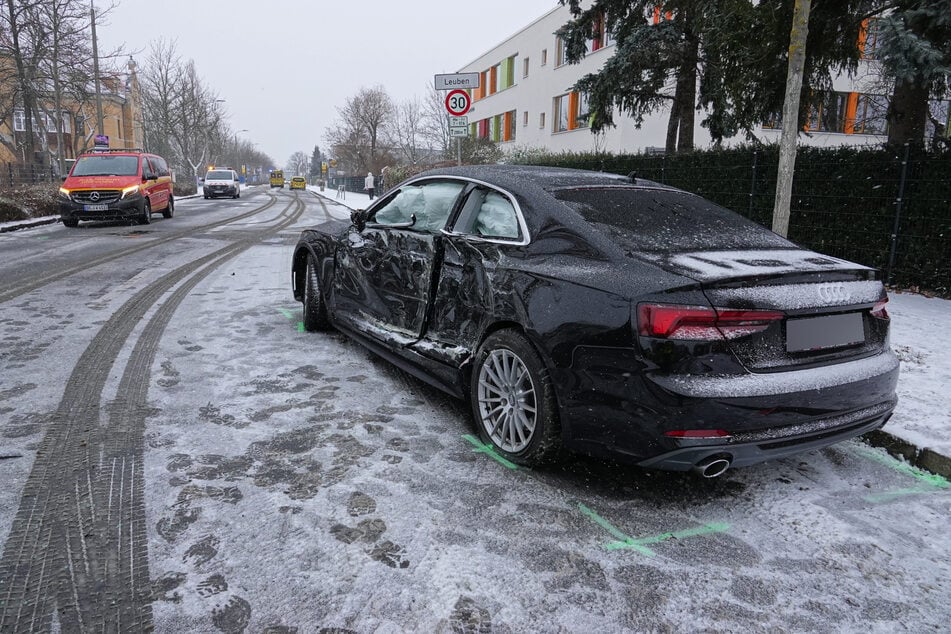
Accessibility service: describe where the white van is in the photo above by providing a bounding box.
[203,169,240,199]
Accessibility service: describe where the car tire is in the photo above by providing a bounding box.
[470,330,561,467]
[302,255,331,332]
[237,189,241,199]
[163,196,174,219]
[204,195,209,199]
[139,199,151,225]
[62,218,79,228]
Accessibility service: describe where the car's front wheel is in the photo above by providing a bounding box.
[470,330,561,466]
[302,255,331,331]
[139,199,151,225]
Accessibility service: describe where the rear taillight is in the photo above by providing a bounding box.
[871,298,889,320]
[638,304,784,340]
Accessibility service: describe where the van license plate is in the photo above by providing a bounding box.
[83,204,108,211]
[786,312,864,352]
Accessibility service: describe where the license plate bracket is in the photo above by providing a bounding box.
[786,312,864,352]
[83,204,108,211]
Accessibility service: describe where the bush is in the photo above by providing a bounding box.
[0,184,58,223]
[173,180,197,197]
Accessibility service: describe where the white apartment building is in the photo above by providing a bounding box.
[457,5,893,155]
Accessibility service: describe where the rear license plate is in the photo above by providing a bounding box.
[786,312,864,352]
[83,204,108,211]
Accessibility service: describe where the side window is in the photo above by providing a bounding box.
[453,187,521,240]
[370,181,464,232]
[156,157,169,176]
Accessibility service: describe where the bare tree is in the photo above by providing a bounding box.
[285,150,309,176]
[420,85,451,157]
[140,40,225,180]
[388,96,430,165]
[325,85,393,174]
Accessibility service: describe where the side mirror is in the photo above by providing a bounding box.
[351,209,367,231]
[143,172,156,182]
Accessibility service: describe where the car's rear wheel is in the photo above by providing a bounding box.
[470,330,560,466]
[163,196,174,219]
[302,255,331,331]
[62,218,78,228]
[139,199,151,225]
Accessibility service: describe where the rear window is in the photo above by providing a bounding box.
[292,177,305,182]
[207,171,233,180]
[72,155,139,176]
[552,187,791,251]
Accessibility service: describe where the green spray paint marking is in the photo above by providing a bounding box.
[276,307,295,319]
[864,487,948,503]
[851,445,949,489]
[461,434,520,470]
[296,321,305,333]
[578,503,729,556]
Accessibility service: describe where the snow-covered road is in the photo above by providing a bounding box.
[0,189,948,631]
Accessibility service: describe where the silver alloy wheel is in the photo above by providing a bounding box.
[477,348,537,453]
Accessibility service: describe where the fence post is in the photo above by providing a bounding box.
[748,149,759,218]
[885,143,910,285]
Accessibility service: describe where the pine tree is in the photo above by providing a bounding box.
[309,145,322,180]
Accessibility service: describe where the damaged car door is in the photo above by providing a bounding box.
[332,180,466,346]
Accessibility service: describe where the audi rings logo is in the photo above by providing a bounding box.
[89,191,101,202]
[817,283,848,304]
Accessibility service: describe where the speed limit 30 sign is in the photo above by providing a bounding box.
[445,89,471,117]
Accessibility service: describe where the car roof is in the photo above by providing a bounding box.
[412,164,677,193]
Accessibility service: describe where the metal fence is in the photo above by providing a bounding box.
[0,162,59,188]
[537,146,950,297]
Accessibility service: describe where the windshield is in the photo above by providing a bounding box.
[207,171,233,180]
[71,155,139,177]
[553,187,792,251]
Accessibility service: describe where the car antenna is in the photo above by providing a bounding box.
[627,171,637,183]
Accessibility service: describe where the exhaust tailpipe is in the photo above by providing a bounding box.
[692,455,732,478]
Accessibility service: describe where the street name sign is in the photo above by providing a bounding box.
[435,73,480,90]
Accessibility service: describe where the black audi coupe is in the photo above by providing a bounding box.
[291,165,898,477]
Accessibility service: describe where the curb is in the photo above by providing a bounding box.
[0,216,60,233]
[862,429,951,481]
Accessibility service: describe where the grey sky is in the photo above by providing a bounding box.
[98,0,561,167]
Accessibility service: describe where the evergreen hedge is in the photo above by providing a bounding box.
[510,144,950,297]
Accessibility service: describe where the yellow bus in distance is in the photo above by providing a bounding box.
[270,170,284,188]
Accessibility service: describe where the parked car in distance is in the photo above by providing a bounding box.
[58,149,174,227]
[204,169,240,199]
[291,165,899,477]
[290,176,306,190]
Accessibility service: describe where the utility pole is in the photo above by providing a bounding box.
[90,1,104,137]
[771,0,811,238]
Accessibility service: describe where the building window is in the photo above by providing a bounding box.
[13,109,25,132]
[576,92,590,128]
[556,36,568,66]
[523,57,530,78]
[12,109,71,133]
[860,18,883,60]
[807,91,849,132]
[539,112,546,129]
[505,110,516,142]
[523,111,529,127]
[854,94,888,135]
[554,93,570,132]
[500,56,515,90]
[541,48,547,66]
[490,64,499,95]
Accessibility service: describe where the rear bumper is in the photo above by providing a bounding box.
[560,349,900,470]
[637,400,895,471]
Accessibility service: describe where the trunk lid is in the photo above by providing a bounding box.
[635,249,889,372]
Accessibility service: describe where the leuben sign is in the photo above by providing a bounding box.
[435,73,480,91]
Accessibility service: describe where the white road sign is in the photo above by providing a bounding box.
[435,73,480,90]
[448,116,468,127]
[449,127,469,138]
